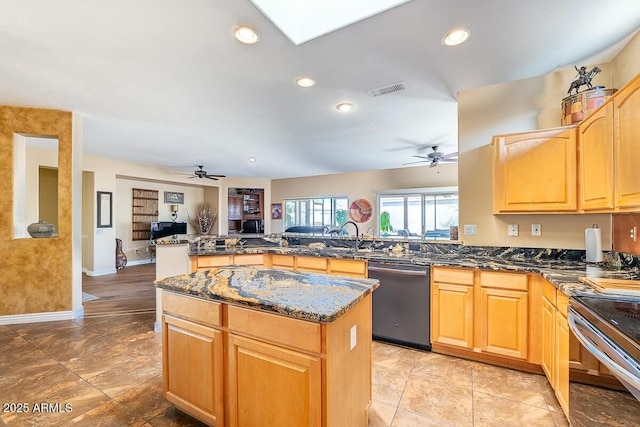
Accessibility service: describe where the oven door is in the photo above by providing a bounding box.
[568,307,640,400]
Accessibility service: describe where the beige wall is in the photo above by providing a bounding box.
[458,34,640,249]
[271,164,458,233]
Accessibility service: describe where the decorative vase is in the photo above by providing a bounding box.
[27,221,55,238]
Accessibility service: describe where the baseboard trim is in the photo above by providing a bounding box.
[0,307,84,325]
[154,321,162,333]
[85,267,118,276]
[127,259,153,267]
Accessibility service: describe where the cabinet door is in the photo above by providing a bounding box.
[614,75,640,209]
[431,283,474,348]
[493,127,577,212]
[579,103,614,211]
[163,316,224,426]
[555,312,570,417]
[479,287,528,359]
[541,296,556,383]
[228,334,321,427]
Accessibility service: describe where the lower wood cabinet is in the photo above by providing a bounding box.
[162,290,372,427]
[228,334,321,427]
[431,267,531,363]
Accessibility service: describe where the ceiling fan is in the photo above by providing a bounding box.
[403,146,458,168]
[189,165,226,180]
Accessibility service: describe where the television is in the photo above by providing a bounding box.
[150,221,187,240]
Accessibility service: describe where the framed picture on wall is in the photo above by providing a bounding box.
[271,203,282,220]
[164,191,184,204]
[97,191,112,228]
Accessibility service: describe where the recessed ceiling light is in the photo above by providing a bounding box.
[443,28,470,46]
[234,26,259,44]
[296,76,316,88]
[248,156,256,163]
[336,102,354,112]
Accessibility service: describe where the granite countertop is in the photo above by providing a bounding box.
[182,244,640,298]
[155,265,379,323]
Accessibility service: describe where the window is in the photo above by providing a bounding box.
[378,188,458,239]
[284,197,348,233]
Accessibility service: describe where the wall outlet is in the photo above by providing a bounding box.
[463,224,477,235]
[145,247,149,252]
[508,224,519,237]
[350,325,357,350]
[532,224,542,236]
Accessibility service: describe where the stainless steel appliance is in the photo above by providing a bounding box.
[568,295,640,424]
[368,261,430,350]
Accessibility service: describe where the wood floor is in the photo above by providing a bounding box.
[82,263,156,317]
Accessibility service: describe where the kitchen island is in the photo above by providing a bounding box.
[155,265,379,427]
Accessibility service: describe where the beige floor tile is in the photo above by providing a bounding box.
[372,364,410,407]
[62,343,143,379]
[372,341,419,376]
[0,362,82,404]
[368,400,397,427]
[8,319,80,337]
[550,410,570,427]
[411,351,473,389]
[473,393,556,427]
[66,400,148,426]
[569,382,640,426]
[1,380,109,426]
[115,375,173,421]
[391,409,452,427]
[399,375,473,426]
[472,362,548,409]
[85,354,162,398]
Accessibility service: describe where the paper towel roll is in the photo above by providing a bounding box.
[585,226,603,263]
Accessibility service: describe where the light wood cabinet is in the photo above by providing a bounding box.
[192,253,368,278]
[613,74,640,210]
[540,279,569,418]
[162,289,372,427]
[162,294,224,426]
[432,267,535,366]
[493,127,577,213]
[578,103,614,211]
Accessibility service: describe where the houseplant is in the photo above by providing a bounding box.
[188,202,217,235]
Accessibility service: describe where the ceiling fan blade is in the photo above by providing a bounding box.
[442,152,458,160]
[205,176,219,180]
[187,175,197,179]
[412,155,431,160]
[206,174,226,178]
[402,160,429,165]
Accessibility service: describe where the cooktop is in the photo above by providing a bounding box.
[572,295,640,349]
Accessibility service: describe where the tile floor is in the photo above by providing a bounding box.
[1,312,571,426]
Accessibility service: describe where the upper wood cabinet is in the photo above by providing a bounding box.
[578,103,614,211]
[493,127,577,213]
[613,74,640,210]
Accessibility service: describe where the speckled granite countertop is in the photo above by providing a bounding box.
[155,265,379,323]
[183,244,640,298]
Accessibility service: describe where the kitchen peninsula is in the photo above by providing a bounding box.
[155,265,379,427]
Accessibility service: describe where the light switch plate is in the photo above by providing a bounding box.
[532,224,541,236]
[463,224,477,235]
[508,224,519,237]
[350,325,357,350]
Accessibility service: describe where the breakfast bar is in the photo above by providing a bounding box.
[155,266,379,427]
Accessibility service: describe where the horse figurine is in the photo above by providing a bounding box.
[567,66,601,95]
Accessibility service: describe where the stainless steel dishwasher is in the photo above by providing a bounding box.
[368,261,431,350]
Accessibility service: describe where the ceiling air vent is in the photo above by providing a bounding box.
[367,81,407,97]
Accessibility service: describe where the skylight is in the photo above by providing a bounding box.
[250,0,413,45]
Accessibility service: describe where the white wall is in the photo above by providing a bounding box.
[271,164,458,234]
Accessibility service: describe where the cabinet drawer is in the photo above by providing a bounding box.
[432,267,474,285]
[329,259,366,277]
[556,291,569,318]
[233,254,264,265]
[198,255,233,268]
[228,305,321,354]
[542,279,557,305]
[162,291,222,328]
[296,256,328,272]
[480,271,528,291]
[271,254,295,269]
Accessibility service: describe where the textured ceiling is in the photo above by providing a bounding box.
[1,0,639,179]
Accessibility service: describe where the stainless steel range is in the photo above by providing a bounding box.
[568,295,640,425]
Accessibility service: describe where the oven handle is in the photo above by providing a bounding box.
[568,310,640,393]
[367,266,428,276]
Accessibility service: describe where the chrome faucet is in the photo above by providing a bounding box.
[339,220,359,251]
